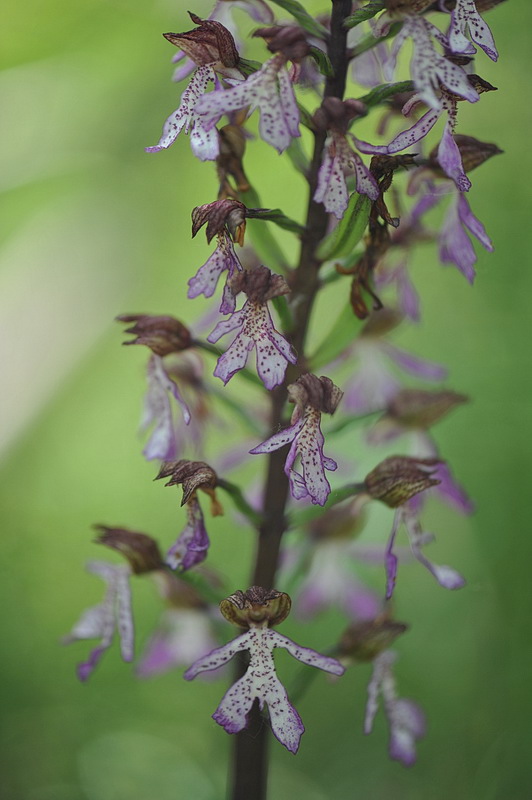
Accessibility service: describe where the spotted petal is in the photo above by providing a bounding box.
[448,0,498,61]
[146,66,220,161]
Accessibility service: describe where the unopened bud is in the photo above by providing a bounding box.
[220,586,291,627]
[253,25,310,61]
[94,525,164,574]
[339,617,408,662]
[156,459,223,516]
[387,389,468,428]
[163,13,239,71]
[313,97,366,134]
[365,455,441,508]
[117,314,192,356]
[192,199,247,245]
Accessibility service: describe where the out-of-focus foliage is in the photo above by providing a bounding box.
[1,1,531,798]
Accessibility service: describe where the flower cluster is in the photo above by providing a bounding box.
[66,0,503,779]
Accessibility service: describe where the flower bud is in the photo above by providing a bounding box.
[339,617,408,662]
[220,586,292,628]
[117,314,192,356]
[163,13,239,72]
[217,125,250,196]
[94,525,164,574]
[192,199,247,245]
[253,25,310,61]
[288,374,343,415]
[386,388,468,429]
[360,308,403,339]
[428,134,502,176]
[313,97,366,135]
[364,455,441,508]
[155,459,223,516]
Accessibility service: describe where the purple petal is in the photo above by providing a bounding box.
[141,355,190,461]
[364,650,396,734]
[213,332,254,384]
[146,66,219,161]
[433,462,474,514]
[184,630,253,680]
[448,0,498,61]
[388,699,426,767]
[404,513,466,590]
[355,106,442,155]
[457,193,493,252]
[212,672,258,735]
[439,195,477,282]
[342,345,401,415]
[382,343,448,381]
[272,630,345,676]
[290,410,334,506]
[404,18,479,110]
[437,122,471,192]
[115,569,134,662]
[166,499,210,571]
[196,55,299,154]
[314,145,349,219]
[207,307,246,344]
[231,0,275,24]
[385,512,400,601]
[187,236,242,306]
[277,65,301,139]
[250,419,303,455]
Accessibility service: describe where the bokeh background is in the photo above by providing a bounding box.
[2,1,531,798]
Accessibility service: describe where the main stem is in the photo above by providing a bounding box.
[230,3,352,799]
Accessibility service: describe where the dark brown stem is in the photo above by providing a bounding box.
[230,4,352,798]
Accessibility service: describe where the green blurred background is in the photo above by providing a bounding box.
[2,1,531,798]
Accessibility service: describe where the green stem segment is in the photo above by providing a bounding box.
[230,3,353,799]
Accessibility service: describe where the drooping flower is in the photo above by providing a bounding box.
[313,97,379,218]
[365,650,426,766]
[340,309,448,415]
[355,77,496,192]
[184,586,345,753]
[445,0,498,61]
[146,65,221,160]
[367,387,468,445]
[146,15,245,160]
[64,528,165,681]
[63,561,134,682]
[366,389,473,513]
[195,53,300,153]
[283,495,383,621]
[155,459,223,571]
[207,266,297,389]
[439,188,494,282]
[338,615,425,766]
[188,199,247,312]
[382,16,479,111]
[364,456,467,597]
[117,315,193,461]
[250,374,343,506]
